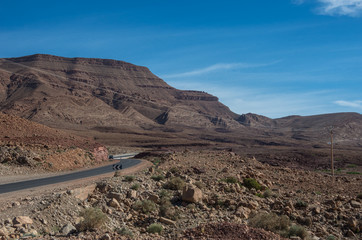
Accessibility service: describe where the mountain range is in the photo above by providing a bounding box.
[1,54,361,168]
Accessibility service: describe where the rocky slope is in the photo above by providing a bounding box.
[0,112,108,171]
[0,54,239,131]
[0,150,360,239]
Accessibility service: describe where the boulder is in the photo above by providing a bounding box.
[72,184,96,201]
[182,185,203,203]
[13,216,33,225]
[61,223,76,235]
[108,198,121,208]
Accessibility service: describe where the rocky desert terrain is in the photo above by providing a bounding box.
[0,54,361,239]
[0,150,361,239]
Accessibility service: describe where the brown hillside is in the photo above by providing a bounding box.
[0,112,108,171]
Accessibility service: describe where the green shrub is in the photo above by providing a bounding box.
[288,225,308,239]
[78,208,108,231]
[147,223,163,234]
[295,200,308,209]
[221,176,239,184]
[263,189,273,198]
[133,200,157,214]
[159,189,171,199]
[163,177,185,190]
[151,175,165,181]
[243,178,262,190]
[116,227,133,238]
[248,212,289,234]
[124,175,135,182]
[130,183,140,190]
[159,198,178,220]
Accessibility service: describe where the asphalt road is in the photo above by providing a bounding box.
[0,157,141,194]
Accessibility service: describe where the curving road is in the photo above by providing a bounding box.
[0,154,141,194]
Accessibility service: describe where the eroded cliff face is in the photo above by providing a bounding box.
[0,54,240,131]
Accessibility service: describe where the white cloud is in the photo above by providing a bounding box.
[334,100,362,108]
[162,61,280,78]
[318,0,362,16]
[295,0,362,17]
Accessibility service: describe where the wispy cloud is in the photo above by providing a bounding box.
[318,0,362,16]
[162,61,280,78]
[294,0,362,17]
[334,100,362,108]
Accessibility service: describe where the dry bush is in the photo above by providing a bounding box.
[133,200,157,214]
[248,212,289,234]
[78,208,108,231]
[163,177,185,190]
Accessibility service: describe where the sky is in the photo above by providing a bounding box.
[1,0,362,118]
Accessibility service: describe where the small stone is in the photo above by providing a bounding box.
[160,217,176,226]
[108,198,121,208]
[0,227,8,236]
[60,223,76,235]
[100,233,111,240]
[13,216,33,225]
[350,200,361,208]
[148,194,160,203]
[127,190,137,199]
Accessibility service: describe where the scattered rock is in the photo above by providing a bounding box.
[61,223,76,235]
[182,185,203,203]
[160,217,176,226]
[13,216,33,225]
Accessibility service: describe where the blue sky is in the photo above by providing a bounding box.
[1,0,362,118]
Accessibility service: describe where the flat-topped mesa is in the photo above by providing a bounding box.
[6,54,146,70]
[175,90,219,101]
[0,54,237,130]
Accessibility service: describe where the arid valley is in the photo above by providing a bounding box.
[0,54,360,239]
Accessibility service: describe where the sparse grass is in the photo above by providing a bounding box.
[116,227,133,238]
[243,178,262,190]
[147,223,163,234]
[78,208,108,231]
[124,175,135,182]
[248,212,289,235]
[133,200,157,214]
[263,189,273,198]
[159,189,171,199]
[159,198,179,220]
[346,164,357,168]
[151,175,165,181]
[163,177,185,190]
[130,183,140,190]
[287,225,308,239]
[221,176,239,184]
[346,171,361,175]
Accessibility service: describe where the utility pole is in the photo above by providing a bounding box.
[329,127,334,178]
